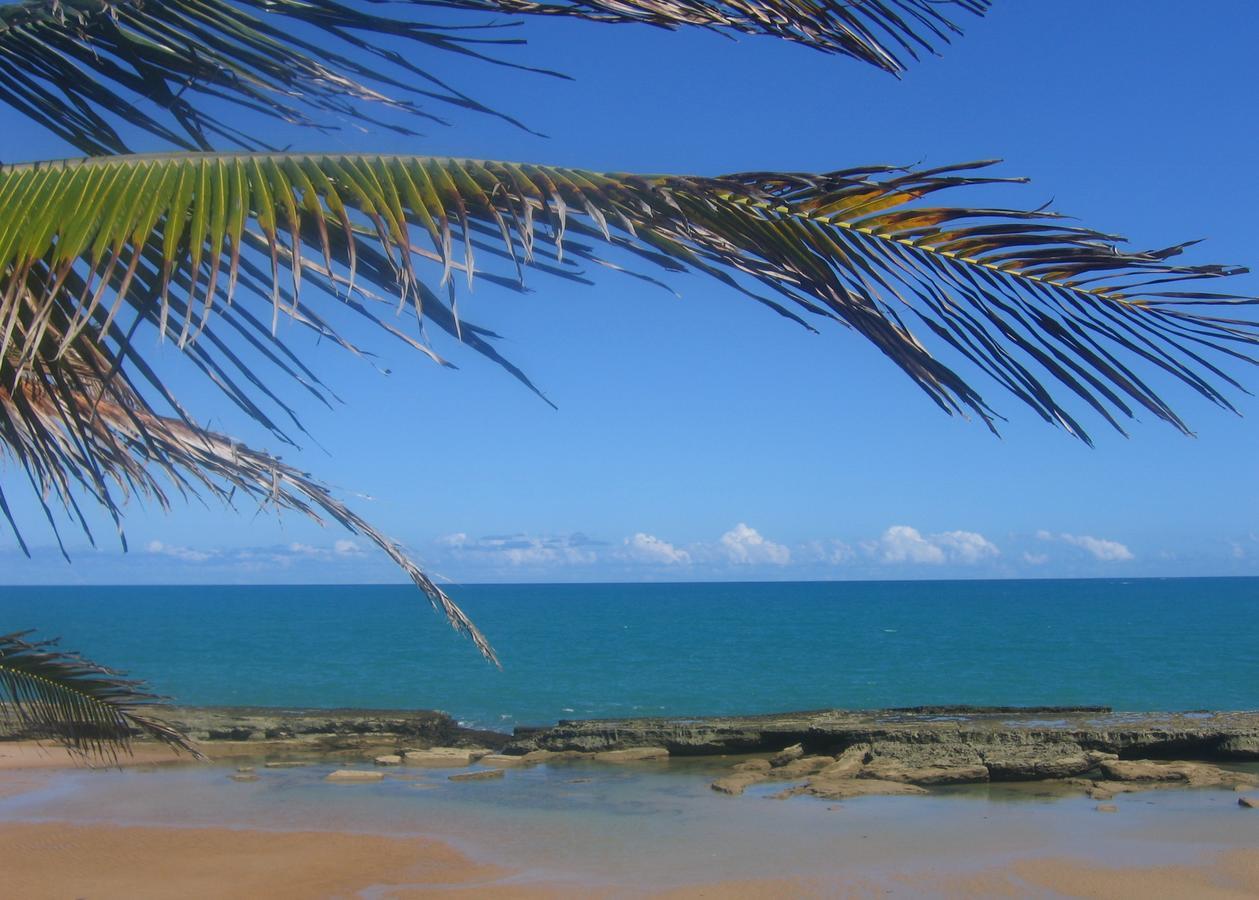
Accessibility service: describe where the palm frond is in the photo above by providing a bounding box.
[462,0,990,72]
[0,297,499,662]
[2,153,1254,444]
[0,629,202,760]
[0,0,989,155]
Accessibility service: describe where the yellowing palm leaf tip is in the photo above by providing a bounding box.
[0,630,202,760]
[0,0,990,153]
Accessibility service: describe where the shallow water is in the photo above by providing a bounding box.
[3,760,1257,888]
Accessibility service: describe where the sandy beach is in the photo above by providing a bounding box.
[0,819,1256,898]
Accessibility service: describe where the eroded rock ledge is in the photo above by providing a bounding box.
[505,706,1259,778]
[5,706,1257,780]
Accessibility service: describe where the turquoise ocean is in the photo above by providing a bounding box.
[1,578,1256,730]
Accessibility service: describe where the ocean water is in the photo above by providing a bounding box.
[1,578,1256,729]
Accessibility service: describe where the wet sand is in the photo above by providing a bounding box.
[0,820,1256,898]
[0,741,193,770]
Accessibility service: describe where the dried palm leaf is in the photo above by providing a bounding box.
[0,0,989,154]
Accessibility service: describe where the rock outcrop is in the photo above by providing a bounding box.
[403,748,477,767]
[506,708,1259,777]
[324,769,384,782]
[448,769,504,782]
[593,747,669,763]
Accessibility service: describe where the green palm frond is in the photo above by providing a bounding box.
[2,153,1254,440]
[2,151,1253,661]
[0,629,202,760]
[0,0,989,155]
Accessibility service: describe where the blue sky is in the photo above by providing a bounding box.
[3,1,1258,585]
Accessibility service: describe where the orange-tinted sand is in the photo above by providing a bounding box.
[0,740,192,770]
[0,820,1256,899]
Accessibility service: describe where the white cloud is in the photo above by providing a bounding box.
[333,539,364,556]
[437,532,600,567]
[866,525,945,564]
[1039,531,1133,562]
[799,539,855,565]
[1022,552,1049,565]
[145,540,213,563]
[934,530,1000,564]
[622,533,691,565]
[1060,533,1133,562]
[719,523,790,566]
[863,525,999,566]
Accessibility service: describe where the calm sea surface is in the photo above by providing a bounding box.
[1,579,1256,729]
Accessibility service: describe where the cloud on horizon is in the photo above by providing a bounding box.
[861,526,999,566]
[621,533,691,565]
[435,532,603,567]
[1037,530,1133,562]
[717,523,791,566]
[12,522,1158,585]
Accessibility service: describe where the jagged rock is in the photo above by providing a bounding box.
[594,747,669,763]
[449,769,504,782]
[158,707,489,747]
[374,755,403,766]
[769,743,804,767]
[325,770,384,782]
[711,772,768,795]
[732,758,772,773]
[1096,804,1118,813]
[521,749,557,763]
[804,778,928,801]
[1099,760,1258,788]
[861,762,989,785]
[818,745,870,779]
[1089,780,1137,798]
[403,748,475,768]
[984,751,1115,781]
[772,756,835,779]
[502,708,1259,766]
[1219,736,1259,759]
[480,754,528,767]
[229,773,259,782]
[1239,797,1258,809]
[468,749,492,761]
[767,785,809,800]
[1099,760,1186,782]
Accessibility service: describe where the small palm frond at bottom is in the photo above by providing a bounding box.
[0,630,203,761]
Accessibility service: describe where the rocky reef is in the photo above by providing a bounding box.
[504,706,1259,775]
[5,705,1257,789]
